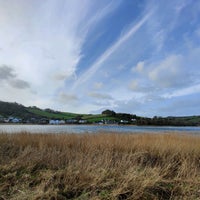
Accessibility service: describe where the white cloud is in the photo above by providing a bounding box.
[148,54,185,88]
[153,29,165,51]
[84,0,122,33]
[129,80,140,91]
[88,92,113,100]
[0,0,199,117]
[128,79,153,92]
[93,82,103,90]
[0,0,119,108]
[0,83,37,107]
[117,64,126,71]
[131,61,145,73]
[0,1,86,91]
[57,92,78,104]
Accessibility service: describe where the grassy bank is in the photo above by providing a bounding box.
[0,132,200,199]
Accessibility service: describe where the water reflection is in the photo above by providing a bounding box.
[0,124,200,134]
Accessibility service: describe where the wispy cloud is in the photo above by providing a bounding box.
[93,82,104,90]
[57,92,78,104]
[0,0,120,108]
[148,54,185,88]
[88,92,113,100]
[131,61,145,73]
[1,1,199,116]
[163,83,200,98]
[84,0,122,33]
[72,10,154,89]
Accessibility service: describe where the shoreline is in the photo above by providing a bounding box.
[0,124,200,135]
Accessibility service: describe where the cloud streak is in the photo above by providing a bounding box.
[163,83,200,98]
[0,0,121,108]
[0,1,199,116]
[72,10,154,89]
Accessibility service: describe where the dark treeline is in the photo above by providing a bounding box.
[102,110,200,126]
[0,101,39,120]
[136,116,200,126]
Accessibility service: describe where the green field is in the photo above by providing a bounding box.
[1,101,200,125]
[27,108,118,122]
[27,107,79,120]
[82,114,118,123]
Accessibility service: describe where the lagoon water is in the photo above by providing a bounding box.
[0,124,200,134]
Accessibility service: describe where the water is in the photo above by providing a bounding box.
[0,124,200,134]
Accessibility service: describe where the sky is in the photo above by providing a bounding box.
[0,0,200,117]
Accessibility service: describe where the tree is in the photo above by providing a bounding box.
[102,109,116,116]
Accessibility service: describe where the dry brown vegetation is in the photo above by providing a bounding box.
[0,132,200,200]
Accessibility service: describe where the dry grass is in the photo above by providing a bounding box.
[0,132,200,199]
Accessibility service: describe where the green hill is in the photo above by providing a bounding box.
[0,101,38,119]
[27,107,79,120]
[0,101,200,125]
[0,101,79,120]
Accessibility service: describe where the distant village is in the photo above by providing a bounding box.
[1,101,199,126]
[0,115,87,125]
[0,115,134,125]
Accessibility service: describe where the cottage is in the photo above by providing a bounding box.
[11,118,21,123]
[78,119,88,124]
[49,119,65,125]
[49,120,59,125]
[120,120,129,124]
[39,118,49,124]
[59,120,65,125]
[66,119,78,124]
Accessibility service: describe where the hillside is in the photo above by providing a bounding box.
[0,101,200,125]
[0,101,133,123]
[0,101,79,120]
[27,107,79,120]
[0,101,38,119]
[0,101,120,123]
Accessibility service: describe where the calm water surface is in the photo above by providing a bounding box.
[0,124,200,134]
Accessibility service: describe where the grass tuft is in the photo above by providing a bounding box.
[0,132,200,199]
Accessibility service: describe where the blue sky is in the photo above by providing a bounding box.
[0,0,200,116]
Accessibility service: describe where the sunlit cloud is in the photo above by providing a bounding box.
[0,0,200,116]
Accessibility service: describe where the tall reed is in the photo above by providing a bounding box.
[0,132,200,199]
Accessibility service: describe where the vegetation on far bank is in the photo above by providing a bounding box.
[1,132,200,199]
[0,100,200,126]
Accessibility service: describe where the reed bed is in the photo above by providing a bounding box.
[0,132,200,199]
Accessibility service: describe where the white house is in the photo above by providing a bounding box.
[78,119,87,124]
[59,120,65,124]
[49,120,59,125]
[49,119,65,125]
[12,118,21,123]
